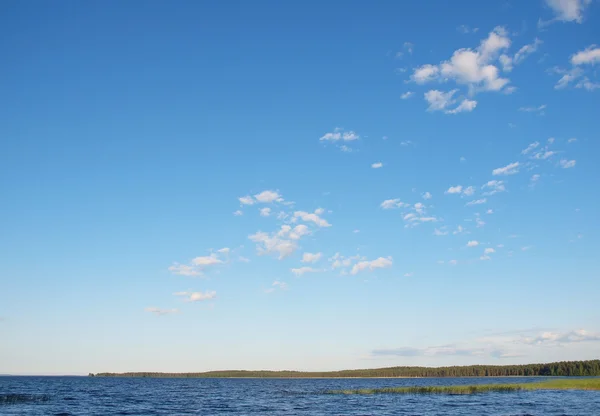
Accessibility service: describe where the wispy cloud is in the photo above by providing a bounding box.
[350,257,393,275]
[174,290,216,302]
[492,162,520,176]
[145,307,179,316]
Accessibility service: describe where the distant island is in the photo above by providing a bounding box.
[91,359,600,378]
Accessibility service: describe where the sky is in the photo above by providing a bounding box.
[1,0,599,375]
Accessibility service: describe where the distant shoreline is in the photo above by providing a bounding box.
[90,359,600,378]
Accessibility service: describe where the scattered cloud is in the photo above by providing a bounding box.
[404,272,414,277]
[446,185,463,194]
[434,228,448,236]
[552,45,600,90]
[260,207,271,217]
[463,186,475,196]
[380,198,409,209]
[145,307,179,316]
[486,209,494,214]
[320,127,360,142]
[424,90,477,114]
[482,180,506,196]
[254,190,282,203]
[466,198,487,206]
[467,240,480,247]
[492,162,520,176]
[249,224,310,259]
[559,159,576,168]
[265,280,288,293]
[521,141,540,155]
[422,192,432,200]
[541,0,592,25]
[519,104,546,114]
[411,27,512,97]
[522,329,600,345]
[371,162,384,169]
[484,248,496,254]
[174,290,216,302]
[239,195,254,205]
[233,210,243,216]
[567,137,577,143]
[350,256,393,275]
[291,266,321,276]
[294,209,331,227]
[401,91,414,99]
[457,25,479,34]
[301,252,322,263]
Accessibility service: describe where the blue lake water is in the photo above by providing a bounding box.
[1,376,599,415]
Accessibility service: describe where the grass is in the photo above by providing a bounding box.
[328,378,600,395]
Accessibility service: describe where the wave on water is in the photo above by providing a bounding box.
[0,394,51,405]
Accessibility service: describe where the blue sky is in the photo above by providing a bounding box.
[1,0,599,375]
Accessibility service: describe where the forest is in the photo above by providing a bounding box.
[91,359,600,378]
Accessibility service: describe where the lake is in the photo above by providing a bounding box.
[1,376,599,415]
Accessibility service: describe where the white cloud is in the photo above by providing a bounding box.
[320,127,359,141]
[486,209,494,214]
[239,195,255,205]
[238,256,250,263]
[404,272,414,277]
[522,329,600,345]
[254,190,282,203]
[422,192,432,200]
[302,252,322,263]
[424,90,478,114]
[404,42,414,54]
[412,64,440,84]
[249,224,310,259]
[168,263,202,277]
[457,25,479,34]
[463,186,475,196]
[260,207,271,217]
[371,162,384,169]
[192,254,222,267]
[294,209,331,227]
[460,156,467,162]
[519,104,546,114]
[521,141,540,154]
[492,162,520,176]
[482,180,506,195]
[145,307,179,316]
[446,185,463,194]
[217,247,230,254]
[412,27,512,95]
[265,280,288,293]
[400,140,413,146]
[401,91,414,99]
[543,0,592,24]
[513,38,543,65]
[476,217,486,228]
[572,45,600,65]
[484,248,495,254]
[291,266,320,276]
[466,198,487,206]
[380,199,409,209]
[530,174,541,186]
[480,255,491,261]
[532,150,556,160]
[434,228,448,236]
[467,240,480,247]
[233,210,243,216]
[174,290,216,302]
[446,99,477,114]
[548,137,555,144]
[522,246,533,251]
[568,137,577,143]
[424,89,456,110]
[449,259,458,265]
[350,256,393,275]
[559,159,576,168]
[453,225,465,235]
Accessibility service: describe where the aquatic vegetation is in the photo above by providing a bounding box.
[328,378,600,395]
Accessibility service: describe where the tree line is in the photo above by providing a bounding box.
[91,359,600,378]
